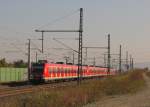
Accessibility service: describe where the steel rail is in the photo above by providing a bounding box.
[0,82,76,98]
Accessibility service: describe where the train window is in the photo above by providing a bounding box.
[53,67,55,72]
[61,67,64,72]
[48,67,52,73]
[55,67,58,72]
[53,67,57,72]
[65,68,67,72]
[59,67,61,72]
[82,68,84,72]
[57,67,59,72]
[93,68,96,72]
[75,68,77,72]
[62,67,64,72]
[67,68,69,72]
[68,68,71,72]
[64,68,67,72]
[72,68,75,72]
[95,68,97,72]
[71,67,73,72]
[91,68,94,72]
[70,68,72,72]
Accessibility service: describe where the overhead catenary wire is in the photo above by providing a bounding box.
[36,9,80,30]
[53,38,78,53]
[30,40,42,53]
[10,43,27,55]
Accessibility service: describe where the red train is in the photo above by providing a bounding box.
[30,60,116,83]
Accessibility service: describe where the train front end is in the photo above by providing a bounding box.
[30,62,45,83]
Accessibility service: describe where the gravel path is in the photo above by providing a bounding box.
[84,73,150,107]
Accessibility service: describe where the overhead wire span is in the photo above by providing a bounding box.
[30,41,42,53]
[53,37,78,53]
[10,43,27,55]
[36,9,80,30]
[52,37,79,40]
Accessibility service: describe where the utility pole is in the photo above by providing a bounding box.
[41,31,44,53]
[84,47,88,65]
[119,45,122,73]
[93,57,96,66]
[132,58,134,70]
[64,56,69,64]
[107,34,111,74]
[72,52,75,64]
[126,51,129,71]
[35,52,38,63]
[78,8,83,84]
[104,54,107,67]
[28,39,31,81]
[130,55,132,70]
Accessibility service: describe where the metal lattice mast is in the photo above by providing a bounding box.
[119,45,122,73]
[42,31,44,53]
[130,55,132,70]
[72,52,75,64]
[132,58,134,70]
[107,34,111,73]
[78,8,83,84]
[28,39,31,81]
[104,54,107,67]
[35,52,38,63]
[126,51,129,71]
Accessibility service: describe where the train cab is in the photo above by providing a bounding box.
[30,61,46,83]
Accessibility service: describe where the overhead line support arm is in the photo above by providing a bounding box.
[35,30,79,32]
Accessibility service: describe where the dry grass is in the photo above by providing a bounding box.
[0,69,146,107]
[146,71,150,77]
[101,70,146,95]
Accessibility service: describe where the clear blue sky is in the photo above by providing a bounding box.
[0,0,150,64]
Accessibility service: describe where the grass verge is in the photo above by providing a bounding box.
[0,70,146,107]
[146,71,150,77]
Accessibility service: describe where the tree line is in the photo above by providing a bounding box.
[0,58,27,68]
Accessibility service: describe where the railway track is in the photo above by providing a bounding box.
[0,81,76,98]
[0,77,104,98]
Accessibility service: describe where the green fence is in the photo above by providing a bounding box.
[0,67,27,83]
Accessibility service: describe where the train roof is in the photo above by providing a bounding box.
[33,60,112,69]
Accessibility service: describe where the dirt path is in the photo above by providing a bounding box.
[84,73,150,107]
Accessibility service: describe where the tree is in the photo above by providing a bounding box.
[0,58,7,67]
[13,60,27,68]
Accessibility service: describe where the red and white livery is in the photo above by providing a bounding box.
[30,60,116,83]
